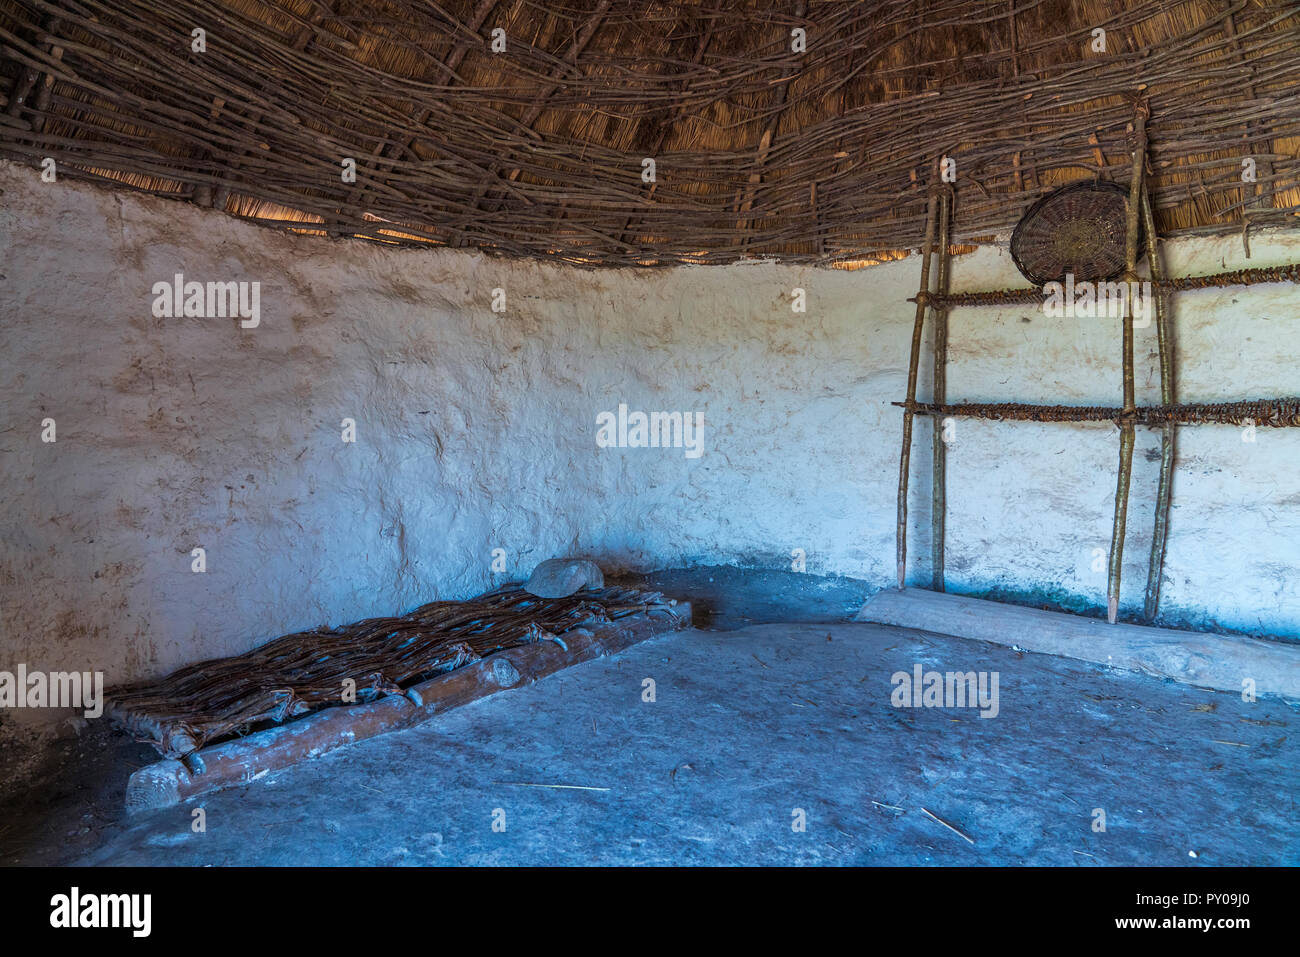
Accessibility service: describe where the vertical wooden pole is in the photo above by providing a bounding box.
[897,188,939,589]
[931,189,952,592]
[1142,185,1175,620]
[1106,99,1148,624]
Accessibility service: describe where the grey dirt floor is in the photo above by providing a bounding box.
[3,567,1297,865]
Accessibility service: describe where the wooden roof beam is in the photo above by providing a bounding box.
[735,0,808,253]
[618,0,723,250]
[205,0,340,210]
[344,0,503,238]
[451,0,612,248]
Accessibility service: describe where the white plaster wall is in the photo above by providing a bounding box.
[938,230,1300,637]
[2,160,1298,709]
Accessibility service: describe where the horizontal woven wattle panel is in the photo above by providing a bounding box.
[1,0,1298,264]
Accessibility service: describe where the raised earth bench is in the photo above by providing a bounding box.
[126,602,689,812]
[857,588,1300,700]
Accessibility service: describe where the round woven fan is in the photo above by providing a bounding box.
[1010,181,1140,285]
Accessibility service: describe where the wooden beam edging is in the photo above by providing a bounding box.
[125,603,691,813]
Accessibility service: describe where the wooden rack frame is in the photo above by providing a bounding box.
[896,101,1300,624]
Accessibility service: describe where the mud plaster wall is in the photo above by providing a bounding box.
[2,159,1298,715]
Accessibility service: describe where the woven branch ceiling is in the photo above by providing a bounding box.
[1,0,1298,266]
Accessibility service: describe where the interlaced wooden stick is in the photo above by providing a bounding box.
[1,0,1296,264]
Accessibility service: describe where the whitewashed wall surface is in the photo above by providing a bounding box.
[2,160,1298,709]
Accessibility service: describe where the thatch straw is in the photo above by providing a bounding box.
[1,0,1297,265]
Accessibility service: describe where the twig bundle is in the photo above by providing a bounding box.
[926,263,1300,308]
[898,396,1300,427]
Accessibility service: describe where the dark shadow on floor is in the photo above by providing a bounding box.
[611,565,874,632]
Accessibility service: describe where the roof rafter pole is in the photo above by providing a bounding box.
[390,0,502,152]
[27,17,63,133]
[208,0,340,212]
[498,1,610,189]
[190,95,227,207]
[930,187,952,592]
[1106,96,1149,625]
[349,0,502,236]
[1007,0,1019,79]
[452,0,612,247]
[3,63,37,118]
[1142,182,1175,621]
[735,0,808,253]
[1008,1,1025,191]
[1221,5,1274,215]
[897,184,939,590]
[817,8,870,262]
[4,14,58,123]
[618,0,722,251]
[1088,131,1106,173]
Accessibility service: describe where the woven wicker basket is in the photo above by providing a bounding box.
[1010,181,1142,285]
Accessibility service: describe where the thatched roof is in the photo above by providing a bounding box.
[2,0,1297,266]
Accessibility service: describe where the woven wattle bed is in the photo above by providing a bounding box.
[108,583,673,758]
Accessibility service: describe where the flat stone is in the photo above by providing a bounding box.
[490,658,522,687]
[523,558,605,598]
